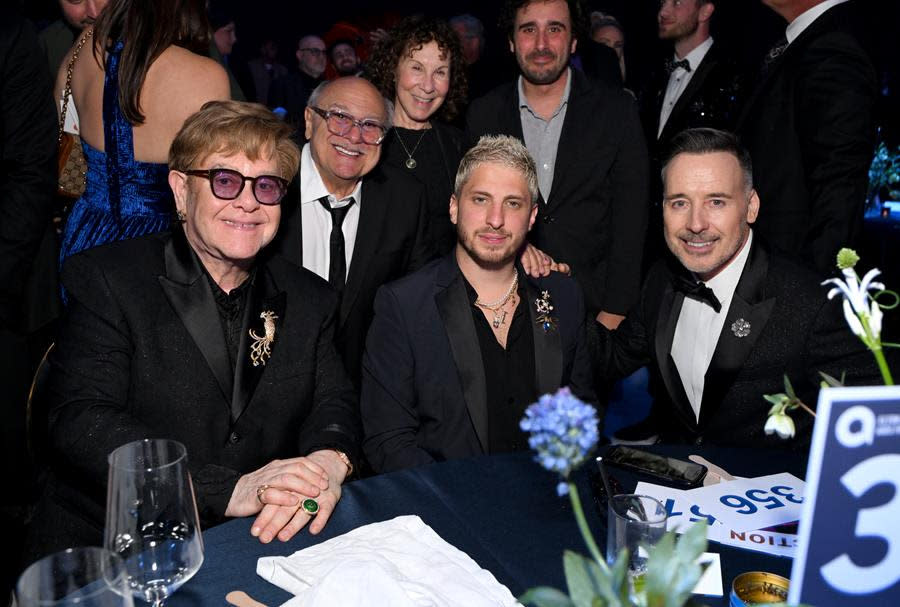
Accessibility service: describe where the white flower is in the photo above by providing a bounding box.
[765,412,796,439]
[823,267,885,341]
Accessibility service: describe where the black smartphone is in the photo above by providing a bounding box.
[600,446,708,488]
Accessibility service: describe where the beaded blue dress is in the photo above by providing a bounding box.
[59,40,173,265]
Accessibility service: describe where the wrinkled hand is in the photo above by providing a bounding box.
[520,243,571,277]
[227,451,348,543]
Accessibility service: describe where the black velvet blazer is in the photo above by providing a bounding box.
[29,228,359,557]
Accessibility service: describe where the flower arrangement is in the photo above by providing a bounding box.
[868,142,900,207]
[764,249,897,438]
[519,388,708,607]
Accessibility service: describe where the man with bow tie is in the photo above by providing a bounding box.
[639,0,746,268]
[589,128,877,449]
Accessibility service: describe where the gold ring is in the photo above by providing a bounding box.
[256,484,270,504]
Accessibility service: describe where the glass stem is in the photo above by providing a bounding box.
[567,481,605,566]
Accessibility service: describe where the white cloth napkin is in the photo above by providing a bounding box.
[256,515,520,607]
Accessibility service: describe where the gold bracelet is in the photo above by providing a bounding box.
[334,450,353,477]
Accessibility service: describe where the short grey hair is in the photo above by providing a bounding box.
[454,135,539,205]
[306,78,394,128]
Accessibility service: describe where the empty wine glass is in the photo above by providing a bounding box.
[16,547,133,607]
[105,439,204,607]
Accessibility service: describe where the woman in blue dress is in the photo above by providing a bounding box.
[56,0,229,264]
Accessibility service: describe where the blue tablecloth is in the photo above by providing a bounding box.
[170,446,806,606]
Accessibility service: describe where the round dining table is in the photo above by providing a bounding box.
[169,445,806,606]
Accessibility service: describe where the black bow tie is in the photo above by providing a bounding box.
[665,58,692,75]
[672,274,722,313]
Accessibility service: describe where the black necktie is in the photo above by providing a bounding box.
[665,58,692,75]
[672,274,722,313]
[319,196,355,291]
[762,36,788,75]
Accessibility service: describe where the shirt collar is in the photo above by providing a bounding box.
[300,143,362,206]
[673,36,714,68]
[786,0,848,44]
[702,229,753,305]
[517,67,572,118]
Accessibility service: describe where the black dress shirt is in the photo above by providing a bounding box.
[207,269,254,371]
[465,279,536,453]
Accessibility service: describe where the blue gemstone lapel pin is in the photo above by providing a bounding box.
[731,317,751,338]
[535,290,558,333]
[249,311,278,366]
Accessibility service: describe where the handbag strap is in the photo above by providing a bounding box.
[58,28,94,144]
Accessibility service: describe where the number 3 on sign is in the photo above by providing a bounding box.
[820,453,900,594]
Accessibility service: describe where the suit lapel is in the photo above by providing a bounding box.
[654,280,697,430]
[523,277,562,395]
[434,256,488,452]
[158,229,233,411]
[231,264,286,423]
[341,176,387,326]
[661,46,718,141]
[699,243,775,425]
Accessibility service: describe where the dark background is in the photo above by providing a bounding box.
[22,1,900,142]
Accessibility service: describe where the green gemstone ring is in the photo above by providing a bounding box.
[301,498,319,515]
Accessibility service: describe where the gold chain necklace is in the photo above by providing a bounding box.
[474,271,519,329]
[394,128,428,169]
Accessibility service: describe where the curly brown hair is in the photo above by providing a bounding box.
[365,15,468,123]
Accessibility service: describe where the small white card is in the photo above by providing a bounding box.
[690,472,805,532]
[693,552,723,596]
[635,481,799,558]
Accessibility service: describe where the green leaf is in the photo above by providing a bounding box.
[818,371,845,387]
[644,523,708,607]
[764,393,788,407]
[783,375,797,398]
[520,586,577,607]
[563,551,624,607]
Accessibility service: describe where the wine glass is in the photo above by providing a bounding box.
[105,439,204,607]
[16,547,133,607]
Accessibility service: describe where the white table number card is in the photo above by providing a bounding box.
[635,482,799,558]
[789,386,900,606]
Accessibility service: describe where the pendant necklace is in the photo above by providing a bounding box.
[395,128,428,170]
[475,271,519,329]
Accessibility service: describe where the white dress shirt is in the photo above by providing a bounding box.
[786,0,849,44]
[671,230,753,421]
[658,37,714,139]
[299,143,362,282]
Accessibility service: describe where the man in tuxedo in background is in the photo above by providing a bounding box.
[590,128,877,449]
[466,0,649,331]
[272,77,433,386]
[640,0,746,267]
[737,0,876,275]
[361,135,595,472]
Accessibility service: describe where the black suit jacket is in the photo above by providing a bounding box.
[639,41,747,267]
[0,14,58,332]
[272,163,433,386]
[736,1,877,275]
[466,69,649,316]
[640,41,746,166]
[361,254,597,473]
[28,229,359,556]
[590,240,879,449]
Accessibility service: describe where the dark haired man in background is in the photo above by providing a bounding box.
[466,0,649,331]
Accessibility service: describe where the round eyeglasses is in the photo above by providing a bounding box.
[310,106,387,145]
[184,169,289,205]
